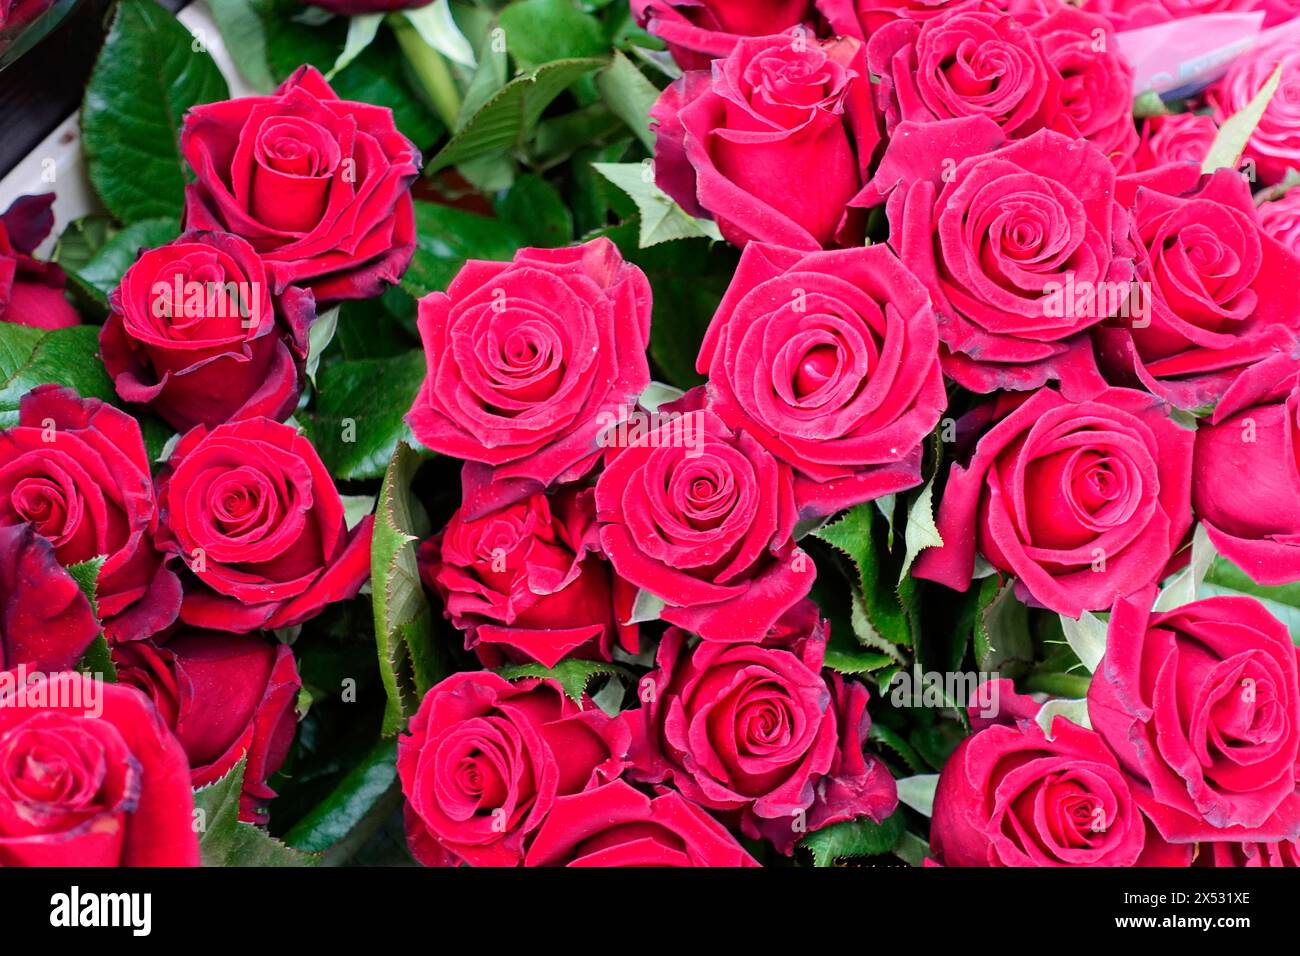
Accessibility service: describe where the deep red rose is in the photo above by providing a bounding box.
[0,385,180,643]
[397,672,631,867]
[0,524,97,673]
[1258,188,1300,259]
[628,605,897,854]
[1089,589,1300,842]
[651,31,880,250]
[931,716,1148,866]
[0,671,199,866]
[155,417,373,633]
[181,66,419,302]
[1097,165,1300,412]
[1197,839,1300,866]
[594,391,815,643]
[1210,29,1300,186]
[913,387,1193,617]
[524,779,761,867]
[0,194,79,330]
[406,239,651,495]
[113,630,300,824]
[697,242,945,517]
[101,230,315,432]
[859,116,1131,398]
[633,0,817,71]
[1132,113,1218,174]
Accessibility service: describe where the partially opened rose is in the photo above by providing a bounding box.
[181,66,420,301]
[651,31,879,249]
[0,385,180,643]
[697,242,945,516]
[633,0,817,71]
[1211,31,1300,187]
[0,193,79,330]
[0,524,97,672]
[155,417,373,633]
[913,387,1193,617]
[1132,113,1218,173]
[0,671,199,866]
[101,230,315,432]
[1089,590,1300,842]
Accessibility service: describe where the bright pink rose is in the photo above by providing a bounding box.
[1089,589,1300,842]
[1211,31,1300,187]
[1197,839,1300,866]
[1082,0,1261,30]
[913,387,1194,617]
[1132,113,1218,173]
[632,0,817,71]
[0,194,79,330]
[0,524,97,673]
[817,0,975,36]
[1257,187,1300,258]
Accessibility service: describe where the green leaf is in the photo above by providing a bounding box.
[63,217,179,307]
[592,162,723,246]
[972,577,1032,673]
[68,556,117,682]
[82,0,229,224]
[498,0,606,70]
[1155,522,1214,611]
[803,811,905,866]
[813,503,911,647]
[625,588,666,625]
[895,773,939,817]
[326,12,384,80]
[497,659,632,706]
[457,24,509,130]
[194,758,314,866]
[1132,90,1170,118]
[893,829,930,867]
[899,477,943,583]
[494,175,573,247]
[1201,554,1300,645]
[52,215,117,276]
[868,722,926,774]
[1059,610,1108,674]
[305,305,341,386]
[76,637,118,682]
[402,0,477,69]
[1036,698,1092,739]
[206,0,277,92]
[1203,63,1284,174]
[597,50,659,150]
[283,740,398,852]
[0,325,115,427]
[331,36,446,149]
[401,200,531,297]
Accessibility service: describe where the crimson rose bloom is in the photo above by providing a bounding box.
[697,242,945,517]
[0,671,199,866]
[181,66,419,302]
[1097,165,1300,411]
[859,116,1130,397]
[1211,30,1300,186]
[1132,113,1218,174]
[914,387,1193,617]
[524,779,760,867]
[101,230,315,432]
[594,392,815,643]
[1197,840,1300,867]
[816,0,970,36]
[651,32,879,250]
[1258,188,1300,259]
[397,672,631,866]
[1089,590,1300,842]
[0,385,180,643]
[407,239,650,494]
[628,604,897,854]
[113,631,300,824]
[155,417,373,633]
[931,716,1148,866]
[0,524,97,672]
[0,194,78,330]
[632,0,816,71]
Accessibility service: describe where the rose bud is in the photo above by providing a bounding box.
[0,385,181,643]
[931,716,1149,866]
[100,230,315,432]
[594,389,815,643]
[651,31,879,250]
[155,417,373,632]
[1211,32,1300,187]
[181,66,420,302]
[113,631,301,824]
[525,779,760,867]
[1089,589,1300,842]
[0,193,79,330]
[913,387,1193,618]
[418,484,638,668]
[0,524,97,672]
[406,238,651,495]
[698,242,946,517]
[632,0,817,71]
[0,671,199,866]
[1132,113,1219,174]
[397,672,631,866]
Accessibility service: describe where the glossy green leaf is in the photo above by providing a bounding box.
[802,811,904,866]
[283,741,398,852]
[194,759,314,866]
[401,200,530,297]
[0,325,115,427]
[63,217,179,307]
[498,0,606,70]
[497,659,632,706]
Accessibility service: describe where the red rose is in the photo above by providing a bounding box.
[0,385,180,643]
[406,239,651,494]
[1089,590,1300,842]
[1197,840,1300,866]
[1258,188,1300,259]
[181,66,420,302]
[1097,166,1300,411]
[397,672,631,866]
[594,391,815,643]
[632,0,817,71]
[816,0,970,36]
[931,716,1149,866]
[418,483,638,668]
[524,779,760,867]
[651,31,880,250]
[155,417,374,633]
[697,242,946,517]
[1132,113,1218,174]
[113,630,301,824]
[0,671,199,866]
[628,605,897,854]
[0,194,79,330]
[101,230,315,432]
[1211,29,1300,186]
[859,116,1130,397]
[913,387,1193,617]
[0,524,97,672]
